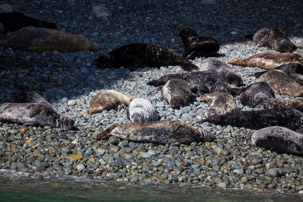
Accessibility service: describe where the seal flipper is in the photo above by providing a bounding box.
[27,104,43,118]
[181,62,199,71]
[94,124,117,140]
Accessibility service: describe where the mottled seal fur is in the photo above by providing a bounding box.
[239,82,275,108]
[178,27,220,59]
[200,107,303,131]
[127,98,158,122]
[160,79,192,109]
[2,26,102,52]
[257,69,303,97]
[0,103,74,129]
[10,89,51,108]
[255,98,303,112]
[95,43,199,71]
[0,11,57,33]
[200,92,237,118]
[87,90,133,115]
[228,53,303,69]
[251,27,296,52]
[93,120,215,145]
[252,126,303,156]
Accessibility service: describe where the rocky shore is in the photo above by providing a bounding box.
[1,0,303,194]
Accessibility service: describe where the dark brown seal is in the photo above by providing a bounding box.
[95,43,199,71]
[255,98,303,112]
[199,107,303,132]
[252,126,303,156]
[0,103,74,129]
[93,120,215,145]
[1,26,102,52]
[228,53,303,69]
[251,27,296,52]
[178,27,220,59]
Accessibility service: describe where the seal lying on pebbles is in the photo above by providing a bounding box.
[0,11,57,33]
[252,126,303,156]
[178,27,220,59]
[160,79,192,109]
[239,82,275,108]
[200,92,237,117]
[10,90,52,108]
[93,120,215,145]
[127,98,158,122]
[250,27,296,52]
[94,43,199,71]
[1,26,102,52]
[257,69,303,97]
[228,53,303,69]
[87,90,133,115]
[200,107,303,131]
[255,98,303,111]
[0,103,74,129]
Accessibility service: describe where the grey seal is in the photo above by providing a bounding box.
[10,89,52,108]
[127,98,158,122]
[255,98,303,112]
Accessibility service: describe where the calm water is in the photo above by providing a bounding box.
[1,170,303,202]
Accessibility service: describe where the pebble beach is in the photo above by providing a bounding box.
[1,0,303,194]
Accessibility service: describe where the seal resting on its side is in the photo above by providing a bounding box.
[0,103,74,129]
[250,27,296,52]
[127,98,158,122]
[161,79,192,109]
[200,92,237,118]
[87,90,133,115]
[178,27,220,59]
[255,98,303,112]
[199,107,303,132]
[10,89,52,108]
[228,53,303,69]
[252,126,303,156]
[95,43,198,71]
[93,120,215,145]
[239,82,275,108]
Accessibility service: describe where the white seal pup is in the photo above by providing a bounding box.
[127,98,158,122]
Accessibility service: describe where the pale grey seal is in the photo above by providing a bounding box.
[127,98,158,122]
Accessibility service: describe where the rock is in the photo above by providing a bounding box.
[265,168,278,177]
[77,164,85,171]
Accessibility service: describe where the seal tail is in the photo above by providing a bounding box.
[89,42,103,51]
[147,79,160,86]
[93,124,117,140]
[227,60,246,67]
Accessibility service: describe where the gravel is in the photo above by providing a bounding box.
[1,0,303,195]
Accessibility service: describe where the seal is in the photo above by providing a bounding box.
[255,98,303,112]
[87,90,133,115]
[178,27,220,59]
[94,43,199,71]
[9,89,52,108]
[160,79,192,109]
[250,27,296,52]
[2,26,102,52]
[239,82,275,108]
[252,126,303,156]
[0,103,74,129]
[257,69,303,97]
[228,53,303,69]
[199,107,303,131]
[0,11,57,33]
[200,92,237,118]
[93,120,215,145]
[127,98,158,122]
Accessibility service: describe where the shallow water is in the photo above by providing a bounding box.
[1,170,303,202]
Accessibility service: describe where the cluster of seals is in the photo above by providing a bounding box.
[239,82,275,107]
[94,43,199,71]
[1,26,102,52]
[228,53,303,69]
[200,92,237,118]
[160,79,192,109]
[178,27,220,59]
[93,120,215,145]
[255,98,303,112]
[250,27,296,52]
[252,126,303,156]
[127,98,158,122]
[87,90,133,115]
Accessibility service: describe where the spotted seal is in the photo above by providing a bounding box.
[252,126,303,156]
[160,79,192,109]
[228,53,303,69]
[93,120,215,145]
[200,92,237,117]
[9,89,52,108]
[239,82,275,108]
[127,98,158,122]
[255,98,303,112]
[178,27,220,59]
[0,103,74,129]
[94,43,199,71]
[87,90,133,115]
